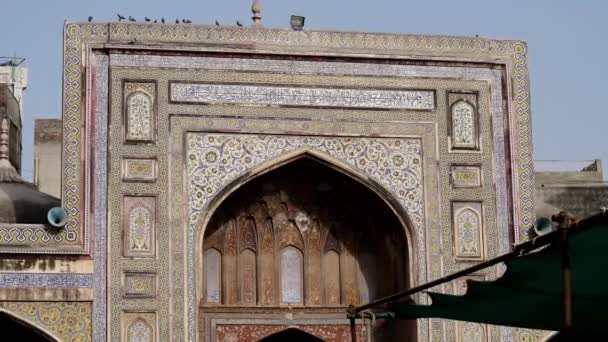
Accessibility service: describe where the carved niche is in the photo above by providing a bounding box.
[452,202,484,260]
[124,82,156,142]
[122,312,156,342]
[123,196,156,258]
[449,93,479,150]
[201,158,409,307]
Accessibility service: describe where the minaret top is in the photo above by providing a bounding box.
[251,0,262,27]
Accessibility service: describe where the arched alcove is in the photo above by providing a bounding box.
[199,156,417,340]
[0,310,58,341]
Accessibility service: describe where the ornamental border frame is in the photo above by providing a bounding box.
[57,22,533,256]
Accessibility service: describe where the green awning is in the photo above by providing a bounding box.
[384,218,608,334]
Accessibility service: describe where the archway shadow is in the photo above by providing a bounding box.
[0,311,57,341]
[258,328,325,342]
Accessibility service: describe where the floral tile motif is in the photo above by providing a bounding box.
[124,82,156,142]
[123,272,157,298]
[452,202,484,260]
[0,301,92,342]
[187,134,424,242]
[123,196,156,258]
[123,158,157,182]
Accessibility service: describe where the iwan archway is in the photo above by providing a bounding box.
[196,155,417,341]
[0,310,59,341]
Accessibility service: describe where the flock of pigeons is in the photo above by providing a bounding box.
[86,15,244,26]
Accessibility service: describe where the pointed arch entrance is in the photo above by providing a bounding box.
[198,155,417,341]
[0,310,58,341]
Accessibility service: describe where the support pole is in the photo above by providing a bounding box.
[348,305,357,342]
[561,222,572,337]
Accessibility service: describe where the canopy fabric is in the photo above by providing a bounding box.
[386,219,608,334]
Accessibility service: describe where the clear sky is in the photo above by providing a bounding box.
[2,0,607,180]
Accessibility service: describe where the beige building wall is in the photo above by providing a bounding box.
[34,119,62,198]
[535,159,608,220]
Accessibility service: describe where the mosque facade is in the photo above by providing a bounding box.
[0,19,555,341]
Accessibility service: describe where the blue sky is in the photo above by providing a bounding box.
[2,0,607,180]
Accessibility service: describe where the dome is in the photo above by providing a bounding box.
[0,116,60,224]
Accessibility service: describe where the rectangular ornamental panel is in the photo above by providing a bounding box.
[451,165,482,188]
[123,195,157,258]
[124,82,156,143]
[171,82,435,110]
[452,201,484,260]
[122,158,157,182]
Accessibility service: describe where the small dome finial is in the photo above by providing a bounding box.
[251,0,262,27]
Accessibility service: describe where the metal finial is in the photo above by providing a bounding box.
[251,0,262,27]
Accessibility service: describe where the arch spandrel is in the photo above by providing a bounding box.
[189,133,424,254]
[0,308,61,342]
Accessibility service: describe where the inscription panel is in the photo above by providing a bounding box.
[451,165,482,188]
[171,82,435,110]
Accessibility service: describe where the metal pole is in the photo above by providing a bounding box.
[561,224,572,337]
[349,309,358,342]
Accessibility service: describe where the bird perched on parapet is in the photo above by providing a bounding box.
[129,16,136,22]
[117,14,125,21]
[182,19,191,23]
[161,18,165,23]
[215,20,220,25]
[88,16,93,22]
[145,17,151,22]
[236,20,243,26]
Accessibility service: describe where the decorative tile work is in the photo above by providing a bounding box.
[451,100,477,149]
[124,272,157,298]
[0,273,92,288]
[171,82,435,110]
[107,57,511,342]
[124,82,156,142]
[123,196,156,258]
[62,23,535,268]
[175,121,433,341]
[123,158,157,182]
[239,249,257,306]
[457,322,486,342]
[0,301,92,342]
[122,312,156,342]
[214,322,366,342]
[451,165,482,188]
[187,134,424,234]
[93,52,109,342]
[515,329,552,342]
[452,202,484,260]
